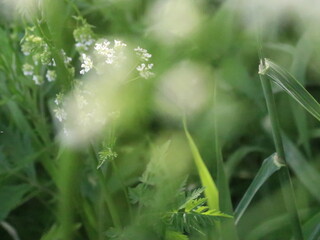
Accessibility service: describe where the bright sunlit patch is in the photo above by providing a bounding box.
[55,38,154,148]
[147,0,203,45]
[1,0,42,20]
[235,0,320,32]
[155,60,212,120]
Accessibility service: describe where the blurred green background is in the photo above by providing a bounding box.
[0,0,320,239]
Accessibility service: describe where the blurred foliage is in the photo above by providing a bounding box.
[0,0,320,240]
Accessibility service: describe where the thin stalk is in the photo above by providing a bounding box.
[58,148,80,240]
[108,123,133,221]
[259,69,304,240]
[212,80,239,240]
[89,145,122,229]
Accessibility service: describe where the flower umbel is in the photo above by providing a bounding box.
[80,53,93,75]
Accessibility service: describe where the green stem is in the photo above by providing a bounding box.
[90,145,122,229]
[259,68,304,240]
[213,80,239,240]
[58,148,80,240]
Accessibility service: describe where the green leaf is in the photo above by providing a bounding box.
[166,208,231,234]
[259,58,320,122]
[183,119,219,211]
[165,230,189,240]
[234,153,283,224]
[184,198,207,212]
[179,187,205,210]
[0,184,31,221]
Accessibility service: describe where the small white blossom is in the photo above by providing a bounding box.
[94,39,127,65]
[136,63,154,79]
[32,75,43,85]
[94,40,116,64]
[46,70,57,82]
[134,46,152,61]
[22,64,34,76]
[54,107,67,122]
[61,50,72,64]
[48,58,56,67]
[80,53,93,74]
[54,93,64,106]
[114,40,127,48]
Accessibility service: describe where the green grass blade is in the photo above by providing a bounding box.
[234,153,283,224]
[290,31,313,158]
[303,211,320,240]
[183,119,219,211]
[282,136,320,202]
[259,58,320,122]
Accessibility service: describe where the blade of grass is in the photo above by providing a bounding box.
[289,30,313,158]
[234,153,282,224]
[259,60,304,240]
[259,58,320,122]
[212,82,239,240]
[282,136,320,202]
[183,118,219,211]
[246,208,313,240]
[303,211,320,240]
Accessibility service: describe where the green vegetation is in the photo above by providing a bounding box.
[0,0,320,239]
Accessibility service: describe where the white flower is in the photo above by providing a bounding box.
[80,53,93,74]
[54,93,64,106]
[22,64,34,76]
[94,40,116,64]
[32,75,43,85]
[134,46,152,61]
[46,70,57,82]
[75,39,95,52]
[61,50,72,64]
[54,107,67,122]
[114,40,127,48]
[136,63,154,79]
[94,39,127,65]
[48,58,56,67]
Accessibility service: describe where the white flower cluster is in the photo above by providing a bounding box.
[80,54,93,75]
[46,70,57,82]
[53,84,105,130]
[134,47,154,79]
[76,39,155,80]
[22,64,34,76]
[94,39,127,65]
[73,24,95,53]
[53,93,67,122]
[21,28,73,85]
[134,47,152,61]
[136,63,154,79]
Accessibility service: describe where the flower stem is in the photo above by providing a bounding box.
[259,64,304,240]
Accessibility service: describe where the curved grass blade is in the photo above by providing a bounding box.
[303,211,320,240]
[290,31,314,158]
[183,119,219,211]
[283,135,320,202]
[259,58,320,122]
[234,153,283,224]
